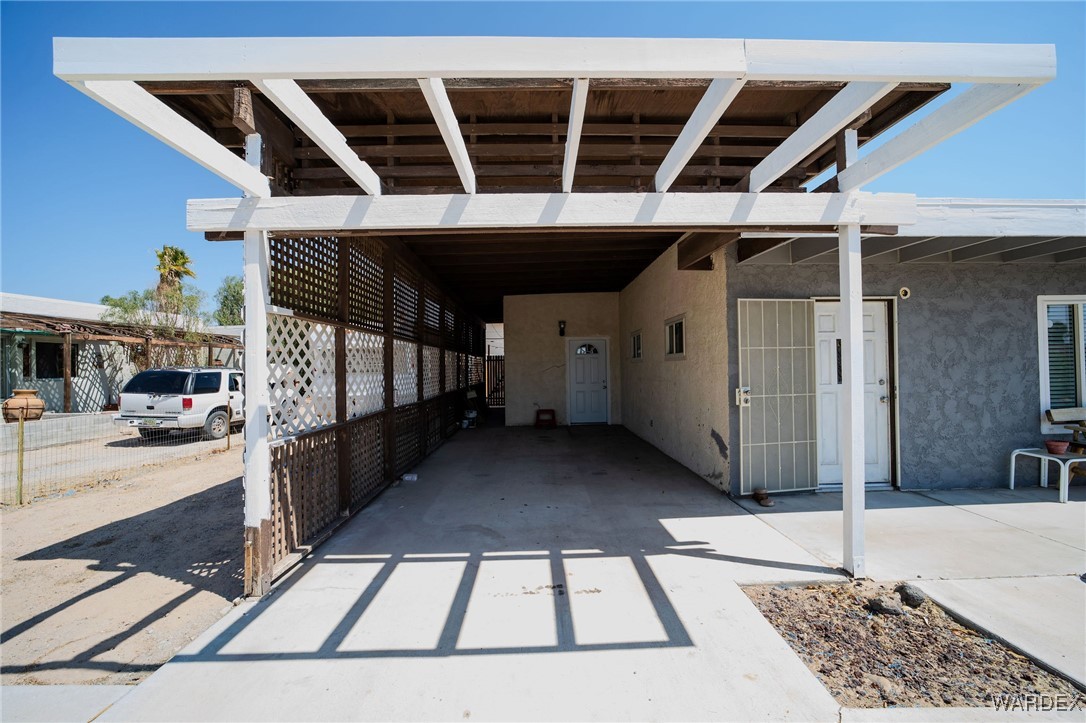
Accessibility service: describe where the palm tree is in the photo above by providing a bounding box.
[154,245,196,311]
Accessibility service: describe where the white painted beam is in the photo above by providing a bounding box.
[838,84,1039,192]
[654,78,745,193]
[745,40,1055,83]
[911,199,1086,237]
[748,82,896,192]
[186,191,917,232]
[839,222,866,578]
[72,79,270,197]
[418,78,475,194]
[54,37,1055,84]
[562,79,589,193]
[253,78,381,196]
[55,37,747,81]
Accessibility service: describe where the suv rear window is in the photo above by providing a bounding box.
[123,370,191,395]
[192,372,222,395]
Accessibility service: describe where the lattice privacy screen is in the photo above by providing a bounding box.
[444,349,459,392]
[422,345,442,400]
[393,339,419,406]
[345,329,384,418]
[268,314,337,438]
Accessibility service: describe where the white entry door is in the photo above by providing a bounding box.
[814,301,892,486]
[568,339,608,424]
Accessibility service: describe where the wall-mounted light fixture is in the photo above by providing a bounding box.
[558,320,566,337]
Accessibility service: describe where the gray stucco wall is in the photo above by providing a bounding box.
[724,244,1086,493]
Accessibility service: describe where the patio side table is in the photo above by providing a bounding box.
[1008,448,1086,503]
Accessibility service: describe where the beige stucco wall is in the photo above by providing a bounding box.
[503,293,621,426]
[619,244,730,489]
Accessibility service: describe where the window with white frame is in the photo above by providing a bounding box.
[631,330,642,360]
[1038,296,1085,430]
[665,316,685,358]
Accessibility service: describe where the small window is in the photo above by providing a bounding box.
[1039,296,1085,429]
[33,341,79,379]
[631,331,642,360]
[192,372,222,395]
[229,373,243,392]
[575,343,599,355]
[665,316,685,358]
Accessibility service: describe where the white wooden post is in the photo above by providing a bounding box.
[838,129,866,577]
[242,133,273,595]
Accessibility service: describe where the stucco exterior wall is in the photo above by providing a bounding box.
[503,293,621,426]
[0,337,135,413]
[619,244,730,490]
[724,243,1086,492]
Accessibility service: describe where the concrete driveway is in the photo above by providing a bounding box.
[97,426,846,722]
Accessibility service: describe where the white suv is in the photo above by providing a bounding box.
[114,367,244,440]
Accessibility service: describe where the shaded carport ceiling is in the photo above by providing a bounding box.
[144,79,946,196]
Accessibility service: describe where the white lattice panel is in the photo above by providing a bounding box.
[393,339,419,407]
[469,355,484,386]
[444,349,458,392]
[345,329,384,418]
[422,345,441,400]
[267,314,337,438]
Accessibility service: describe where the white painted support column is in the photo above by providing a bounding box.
[241,132,273,594]
[242,227,271,530]
[562,78,589,193]
[838,128,865,577]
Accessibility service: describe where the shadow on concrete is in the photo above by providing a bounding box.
[171,426,842,666]
[1,478,243,677]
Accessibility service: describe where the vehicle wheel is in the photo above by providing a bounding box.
[138,428,165,441]
[204,410,229,440]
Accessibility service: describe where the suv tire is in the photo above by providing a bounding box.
[204,410,229,440]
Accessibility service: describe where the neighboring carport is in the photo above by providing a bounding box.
[52,35,1061,593]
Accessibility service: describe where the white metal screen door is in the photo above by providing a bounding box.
[739,299,818,495]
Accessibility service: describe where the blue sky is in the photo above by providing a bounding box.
[2,1,1084,309]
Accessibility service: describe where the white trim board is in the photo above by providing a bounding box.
[53,37,1054,84]
[1037,295,1086,434]
[187,192,917,232]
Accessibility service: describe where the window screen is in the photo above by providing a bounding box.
[1045,302,1084,409]
[33,342,78,379]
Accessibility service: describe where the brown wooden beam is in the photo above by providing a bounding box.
[291,163,802,180]
[295,142,777,161]
[677,232,740,270]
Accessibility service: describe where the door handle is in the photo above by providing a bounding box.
[879,395,889,404]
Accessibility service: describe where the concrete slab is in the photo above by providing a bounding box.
[1,685,131,722]
[99,426,844,721]
[917,576,1086,688]
[736,489,1086,580]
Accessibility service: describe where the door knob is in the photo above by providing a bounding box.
[879,395,889,404]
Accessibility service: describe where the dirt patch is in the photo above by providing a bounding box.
[0,446,243,685]
[745,580,1081,708]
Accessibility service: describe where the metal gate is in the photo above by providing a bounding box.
[485,355,505,408]
[738,299,818,495]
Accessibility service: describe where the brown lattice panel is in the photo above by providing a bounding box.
[347,237,385,333]
[394,405,421,476]
[269,235,339,322]
[270,427,340,565]
[393,259,419,340]
[347,414,385,510]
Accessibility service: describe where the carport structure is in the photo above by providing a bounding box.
[54,36,1063,595]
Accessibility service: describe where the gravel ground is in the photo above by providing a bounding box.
[0,446,243,685]
[745,580,1082,708]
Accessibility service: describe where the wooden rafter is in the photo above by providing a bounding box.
[417,78,475,194]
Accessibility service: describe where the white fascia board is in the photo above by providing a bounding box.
[745,40,1056,83]
[838,83,1039,192]
[54,36,747,81]
[562,79,590,194]
[186,191,917,232]
[910,198,1086,238]
[749,81,896,192]
[72,80,271,197]
[418,78,475,194]
[654,78,746,193]
[253,79,382,196]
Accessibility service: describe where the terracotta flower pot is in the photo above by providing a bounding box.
[2,389,46,423]
[1045,440,1070,455]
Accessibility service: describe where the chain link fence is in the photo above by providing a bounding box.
[1,411,240,505]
